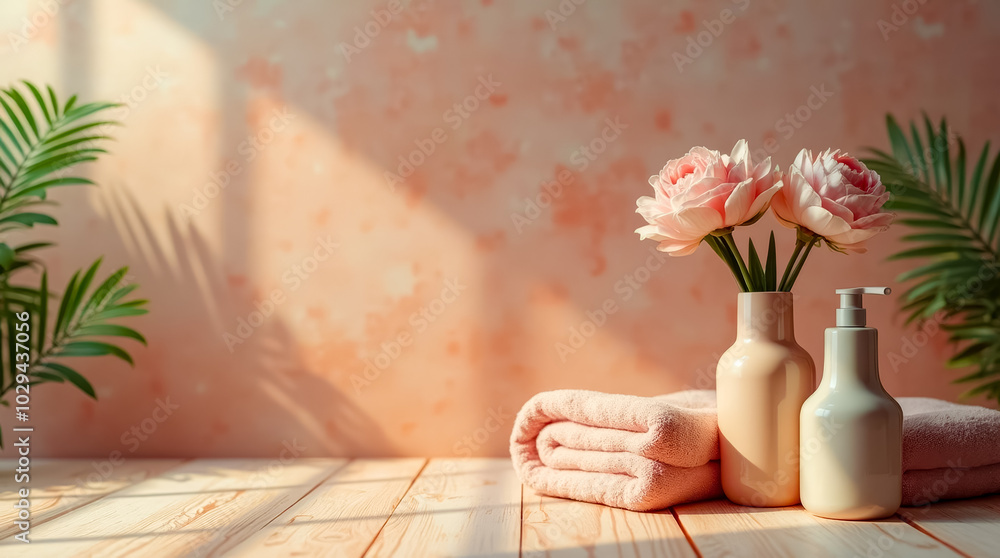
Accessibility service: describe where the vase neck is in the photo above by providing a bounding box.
[736,292,796,342]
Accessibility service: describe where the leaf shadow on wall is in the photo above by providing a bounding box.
[46,0,401,458]
[89,186,396,457]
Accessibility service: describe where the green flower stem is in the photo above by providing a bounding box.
[705,236,748,292]
[783,235,818,291]
[778,238,805,291]
[721,232,755,291]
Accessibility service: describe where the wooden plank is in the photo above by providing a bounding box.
[364,458,521,558]
[227,458,425,558]
[521,486,698,558]
[0,458,344,557]
[0,458,184,539]
[675,498,961,558]
[899,495,1000,558]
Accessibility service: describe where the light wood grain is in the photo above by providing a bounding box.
[227,458,425,558]
[521,486,697,558]
[899,495,1000,558]
[0,458,183,539]
[0,457,344,557]
[364,458,521,558]
[675,498,961,558]
[2,459,998,557]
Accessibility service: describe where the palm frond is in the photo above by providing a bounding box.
[33,261,148,395]
[0,83,147,437]
[0,81,118,232]
[864,115,1000,406]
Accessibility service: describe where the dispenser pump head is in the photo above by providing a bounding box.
[835,287,890,327]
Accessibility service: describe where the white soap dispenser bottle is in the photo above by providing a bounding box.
[799,287,903,520]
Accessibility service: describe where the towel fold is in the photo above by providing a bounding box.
[899,397,1000,506]
[509,389,722,511]
[510,389,1000,511]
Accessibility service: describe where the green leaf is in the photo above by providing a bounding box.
[4,88,38,139]
[903,277,950,302]
[872,115,1000,405]
[0,243,14,269]
[747,238,764,292]
[898,218,963,230]
[896,259,981,282]
[705,235,747,292]
[22,81,52,126]
[46,85,59,118]
[39,362,96,399]
[0,119,24,157]
[91,306,148,321]
[55,341,134,365]
[967,141,991,216]
[982,158,1000,245]
[900,232,973,243]
[0,95,32,145]
[44,121,116,146]
[945,326,998,341]
[73,324,146,345]
[948,342,991,368]
[765,232,777,292]
[21,149,103,179]
[80,266,126,319]
[910,121,928,186]
[29,136,110,165]
[940,118,953,201]
[886,114,917,174]
[14,241,52,254]
[61,259,102,333]
[0,212,57,228]
[62,101,119,123]
[53,270,80,340]
[922,114,942,191]
[38,271,47,355]
[105,283,139,306]
[887,245,979,260]
[889,200,952,217]
[955,138,967,209]
[30,371,65,383]
[12,176,94,199]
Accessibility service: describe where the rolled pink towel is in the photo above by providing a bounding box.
[511,390,1000,511]
[509,389,722,511]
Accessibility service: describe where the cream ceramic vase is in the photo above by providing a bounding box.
[716,292,815,507]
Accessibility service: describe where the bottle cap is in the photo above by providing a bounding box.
[835,287,891,327]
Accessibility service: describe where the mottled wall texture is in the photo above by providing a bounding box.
[0,0,998,458]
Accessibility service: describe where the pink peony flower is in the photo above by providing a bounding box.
[635,140,782,255]
[771,149,893,253]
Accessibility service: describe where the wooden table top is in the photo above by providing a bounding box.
[0,458,997,557]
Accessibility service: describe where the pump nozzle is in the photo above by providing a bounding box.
[835,287,891,327]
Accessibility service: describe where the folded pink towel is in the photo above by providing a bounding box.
[510,390,1000,511]
[509,389,722,512]
[899,397,1000,506]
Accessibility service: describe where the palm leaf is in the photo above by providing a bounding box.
[864,114,1000,406]
[0,83,144,446]
[37,362,95,399]
[0,83,117,232]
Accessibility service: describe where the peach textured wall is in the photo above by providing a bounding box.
[0,0,998,459]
